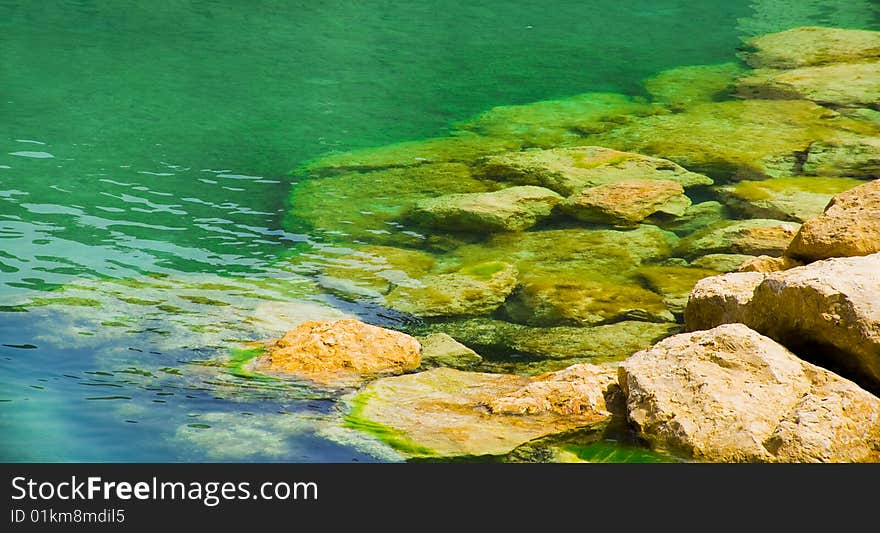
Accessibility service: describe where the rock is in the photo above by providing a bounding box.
[408,185,562,232]
[691,253,757,273]
[803,134,880,178]
[561,179,691,227]
[635,265,720,316]
[299,132,521,176]
[675,219,800,259]
[736,255,802,273]
[716,176,864,222]
[477,146,712,196]
[656,201,731,235]
[588,99,876,180]
[246,319,421,385]
[643,63,746,110]
[738,61,880,110]
[742,26,880,69]
[503,278,674,327]
[454,92,661,148]
[684,272,764,331]
[343,365,617,457]
[785,179,880,261]
[418,333,482,369]
[385,261,518,318]
[619,324,880,462]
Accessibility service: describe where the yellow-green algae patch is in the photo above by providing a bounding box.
[717,176,864,222]
[343,391,438,458]
[643,62,746,110]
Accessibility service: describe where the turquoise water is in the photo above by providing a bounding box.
[1,1,879,461]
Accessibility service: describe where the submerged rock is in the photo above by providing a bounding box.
[478,146,711,196]
[561,178,691,227]
[716,176,864,222]
[344,365,617,457]
[246,319,421,385]
[418,333,483,370]
[385,261,518,318]
[742,26,880,69]
[635,265,720,316]
[785,179,880,262]
[691,253,757,273]
[737,61,880,109]
[619,324,880,462]
[803,134,880,178]
[655,201,731,235]
[643,63,746,110]
[408,185,562,232]
[675,219,800,259]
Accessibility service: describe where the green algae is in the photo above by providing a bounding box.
[28,296,103,308]
[225,346,278,381]
[343,391,438,458]
[643,62,746,110]
[729,176,865,201]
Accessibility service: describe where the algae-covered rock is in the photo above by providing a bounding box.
[478,146,712,196]
[655,201,731,235]
[299,133,520,176]
[803,134,880,178]
[455,92,661,148]
[716,176,865,222]
[675,219,800,259]
[619,324,880,462]
[742,26,880,69]
[343,365,616,457]
[588,100,876,180]
[503,278,674,327]
[643,62,746,110]
[785,179,880,262]
[691,253,757,273]
[385,261,518,318]
[246,319,421,386]
[408,185,562,232]
[635,265,720,316]
[684,272,764,332]
[418,333,482,370]
[737,61,880,110]
[561,179,691,227]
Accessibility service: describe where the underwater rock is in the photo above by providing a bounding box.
[675,219,800,259]
[418,333,483,370]
[803,134,880,178]
[619,324,880,462]
[299,133,521,176]
[737,61,880,110]
[477,145,712,196]
[785,179,880,262]
[691,253,757,273]
[408,185,563,232]
[384,261,518,318]
[587,99,876,180]
[246,319,421,385]
[716,176,864,222]
[736,255,802,273]
[684,272,764,331]
[634,265,720,317]
[561,178,691,227]
[643,62,746,110]
[343,365,616,457]
[742,26,880,69]
[655,201,731,235]
[454,92,662,148]
[503,278,674,327]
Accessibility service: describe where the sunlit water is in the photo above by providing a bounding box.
[1,0,878,461]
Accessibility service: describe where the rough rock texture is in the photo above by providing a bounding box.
[409,185,562,232]
[503,278,674,327]
[684,272,764,331]
[247,319,421,385]
[717,176,864,222]
[477,146,712,196]
[785,179,880,262]
[675,219,800,259]
[803,134,880,178]
[691,253,757,273]
[561,179,691,227]
[742,26,880,69]
[619,324,880,462]
[635,265,720,316]
[344,365,616,457]
[385,261,518,318]
[737,61,880,109]
[643,63,745,110]
[737,255,802,273]
[418,333,482,369]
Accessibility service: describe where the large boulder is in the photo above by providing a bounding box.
[343,365,617,457]
[684,272,764,331]
[561,178,691,227]
[408,185,562,232]
[675,219,800,259]
[619,324,880,462]
[716,176,864,222]
[246,319,421,385]
[741,26,880,69]
[737,61,880,109]
[785,179,880,262]
[477,146,712,196]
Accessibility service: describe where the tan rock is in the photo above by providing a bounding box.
[736,255,802,273]
[691,253,757,273]
[742,26,880,69]
[488,364,618,416]
[675,219,800,259]
[418,333,482,369]
[561,179,691,227]
[786,179,880,262]
[716,176,865,223]
[619,324,880,462]
[737,61,880,109]
[684,272,764,332]
[247,319,421,385]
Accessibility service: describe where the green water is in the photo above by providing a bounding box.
[1,1,878,462]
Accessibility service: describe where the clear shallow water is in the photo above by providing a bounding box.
[1,1,879,462]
